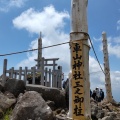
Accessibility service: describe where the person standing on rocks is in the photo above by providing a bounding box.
[95,87,100,102]
[64,78,69,108]
[100,88,104,101]
[63,80,66,89]
[90,89,92,98]
[92,90,96,100]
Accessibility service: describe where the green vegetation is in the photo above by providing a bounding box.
[2,108,12,120]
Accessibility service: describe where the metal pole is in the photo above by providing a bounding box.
[102,32,113,102]
[68,0,91,119]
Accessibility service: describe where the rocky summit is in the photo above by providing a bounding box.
[0,78,120,120]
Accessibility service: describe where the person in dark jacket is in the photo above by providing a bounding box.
[65,78,69,108]
[62,78,69,108]
[90,89,92,98]
[100,88,104,101]
[92,90,96,100]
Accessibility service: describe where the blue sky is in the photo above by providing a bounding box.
[0,0,120,102]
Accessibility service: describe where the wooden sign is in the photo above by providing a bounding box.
[71,41,85,119]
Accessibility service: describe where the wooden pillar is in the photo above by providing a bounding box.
[52,70,54,87]
[41,57,44,85]
[24,67,28,85]
[59,66,62,88]
[49,69,51,87]
[57,71,59,88]
[9,69,11,78]
[14,72,17,79]
[37,32,42,69]
[52,60,55,87]
[19,67,22,80]
[2,59,7,86]
[32,67,35,84]
[57,66,62,88]
[68,0,91,119]
[11,67,14,79]
[102,32,112,102]
[45,67,47,86]
[54,71,57,88]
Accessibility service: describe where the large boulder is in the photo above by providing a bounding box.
[26,84,66,108]
[90,98,98,119]
[101,116,114,120]
[10,91,53,120]
[91,104,98,120]
[0,92,16,119]
[4,78,26,97]
[96,110,105,119]
[46,100,55,111]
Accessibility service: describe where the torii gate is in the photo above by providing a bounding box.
[67,0,91,119]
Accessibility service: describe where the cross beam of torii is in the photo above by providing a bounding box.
[67,0,91,119]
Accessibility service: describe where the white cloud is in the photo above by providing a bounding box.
[89,56,105,89]
[111,71,120,87]
[117,20,120,30]
[108,43,120,58]
[0,0,27,12]
[89,56,103,73]
[108,36,120,43]
[93,36,117,43]
[99,36,120,58]
[13,5,70,35]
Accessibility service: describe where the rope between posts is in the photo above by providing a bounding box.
[0,34,104,75]
[88,35,105,75]
[0,41,70,56]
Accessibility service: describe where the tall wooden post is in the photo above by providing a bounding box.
[2,59,7,86]
[102,32,113,102]
[19,67,22,80]
[37,32,42,69]
[24,67,28,85]
[32,67,35,84]
[68,0,91,119]
[40,57,44,85]
[11,67,14,79]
